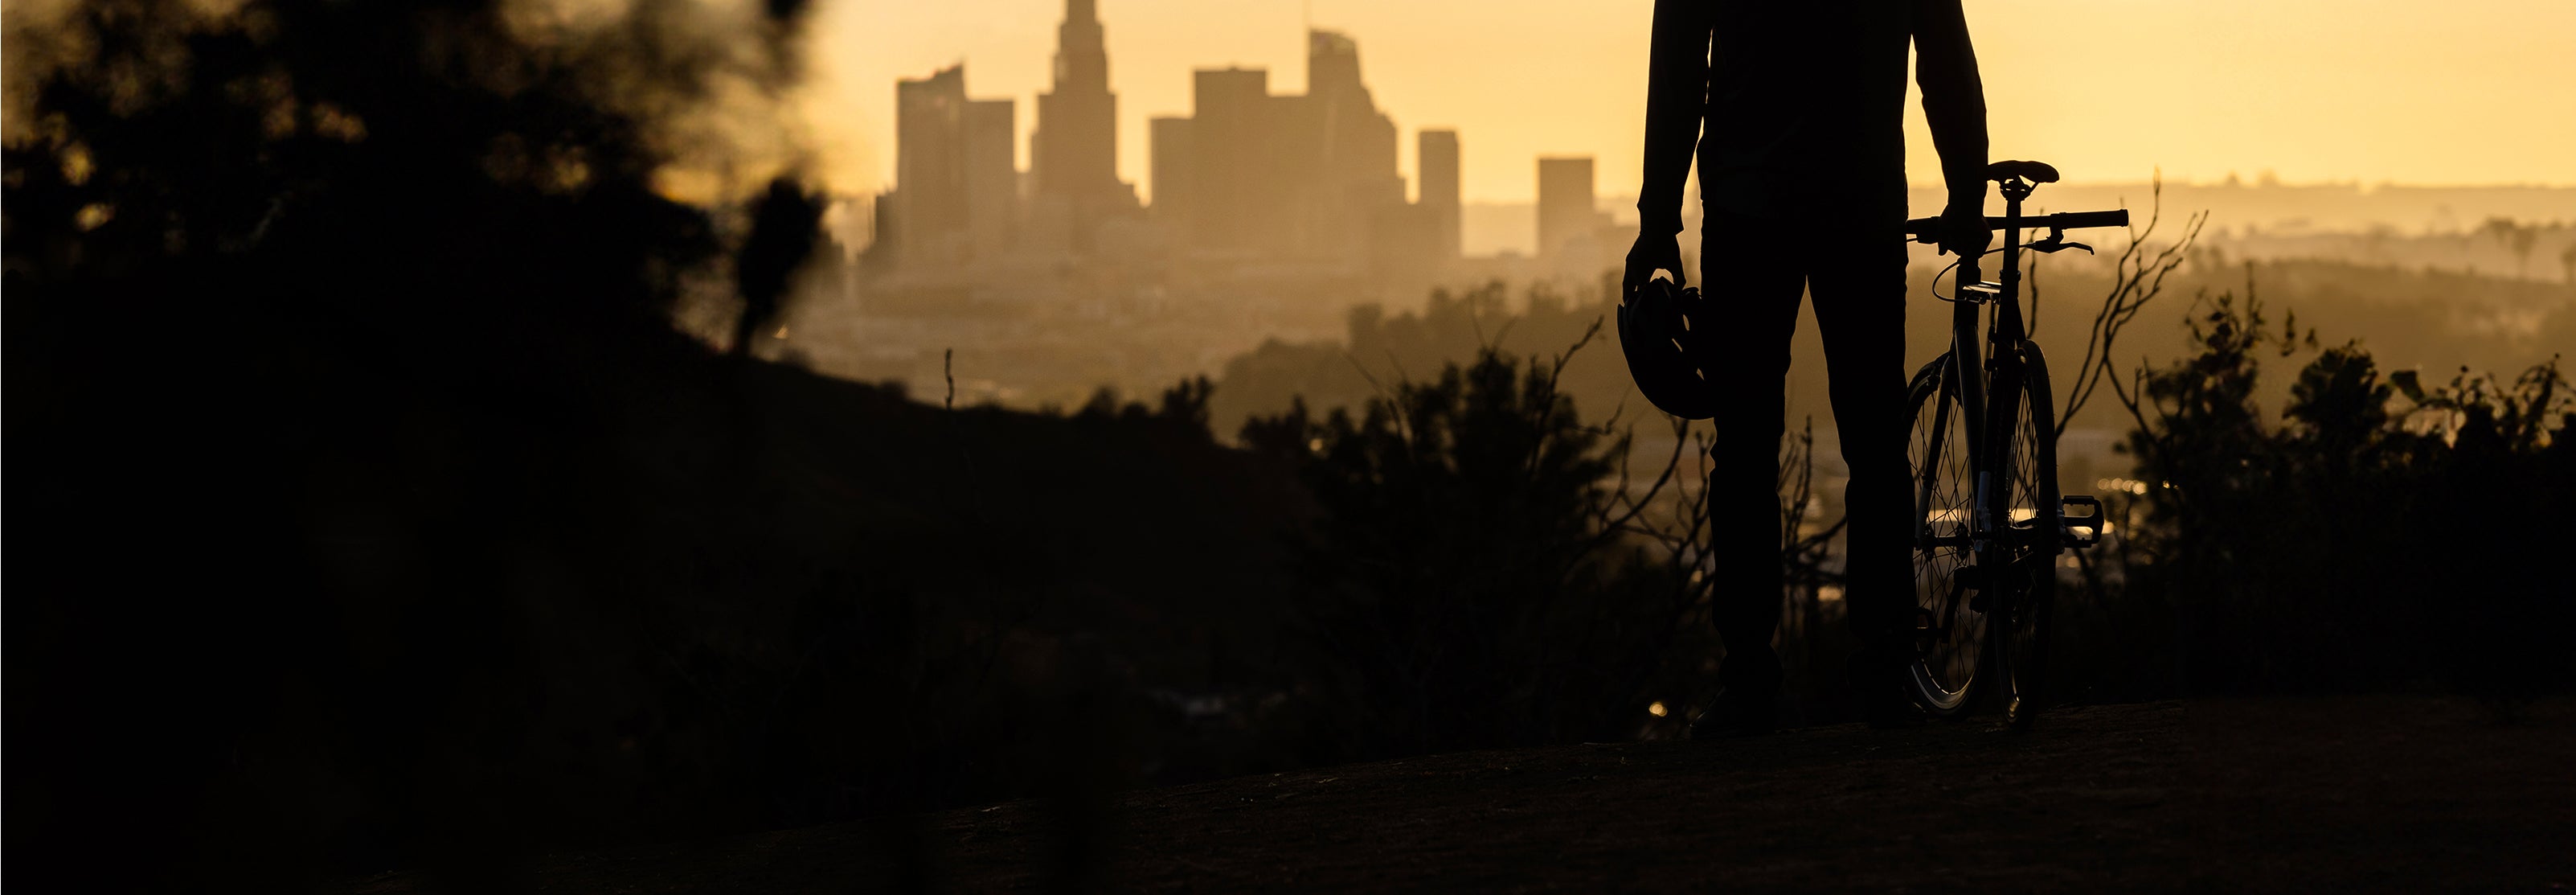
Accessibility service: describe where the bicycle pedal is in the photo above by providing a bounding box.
[2059,495,2104,548]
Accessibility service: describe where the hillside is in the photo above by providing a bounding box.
[347,697,2576,892]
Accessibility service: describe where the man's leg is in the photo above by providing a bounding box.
[1696,211,1805,721]
[1807,220,1919,715]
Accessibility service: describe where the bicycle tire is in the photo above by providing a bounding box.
[1991,341,2061,727]
[1903,352,1984,716]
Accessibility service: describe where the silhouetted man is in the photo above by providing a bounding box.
[1623,0,1991,733]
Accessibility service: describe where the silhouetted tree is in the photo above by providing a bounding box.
[2057,176,2205,436]
[2481,216,2538,279]
[1245,341,1701,756]
[733,176,825,355]
[2093,278,2573,699]
[0,0,856,889]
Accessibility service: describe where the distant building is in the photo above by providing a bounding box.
[1418,129,1461,260]
[1304,30,1404,261]
[1149,116,1195,226]
[1151,31,1409,265]
[1537,156,1598,260]
[1031,0,1136,250]
[964,97,1018,259]
[891,66,968,265]
[1176,66,1278,255]
[890,65,1016,267]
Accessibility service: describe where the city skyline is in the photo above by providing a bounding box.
[804,0,2576,203]
[873,11,1469,281]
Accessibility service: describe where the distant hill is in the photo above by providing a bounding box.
[1208,255,2574,457]
[1460,183,2576,257]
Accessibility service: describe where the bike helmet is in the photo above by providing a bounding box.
[1616,277,1725,420]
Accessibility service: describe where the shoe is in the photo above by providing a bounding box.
[1689,690,1778,739]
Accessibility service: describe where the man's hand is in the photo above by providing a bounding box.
[1937,199,1990,264]
[1624,232,1686,296]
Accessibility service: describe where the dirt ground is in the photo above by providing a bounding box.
[352,697,2576,892]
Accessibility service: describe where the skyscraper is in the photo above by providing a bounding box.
[893,66,971,264]
[1182,66,1279,254]
[891,65,1018,267]
[1418,129,1461,260]
[1537,156,1597,260]
[964,98,1018,258]
[1032,0,1128,220]
[1149,116,1194,225]
[1306,30,1403,261]
[1155,31,1408,263]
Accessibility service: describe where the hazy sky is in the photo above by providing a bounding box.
[798,0,2576,203]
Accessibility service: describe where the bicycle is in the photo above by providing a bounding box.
[1899,159,2122,727]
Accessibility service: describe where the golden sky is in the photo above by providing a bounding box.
[798,0,2576,202]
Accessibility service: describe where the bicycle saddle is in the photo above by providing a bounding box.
[1987,160,2060,184]
[1617,277,1724,420]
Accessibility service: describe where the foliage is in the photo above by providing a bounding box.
[2092,284,2574,699]
[0,1,1175,889]
[733,177,827,355]
[2054,174,2205,435]
[1211,282,1639,443]
[1075,373,1216,434]
[1243,343,1702,756]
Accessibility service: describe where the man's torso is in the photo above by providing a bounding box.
[1698,0,1918,216]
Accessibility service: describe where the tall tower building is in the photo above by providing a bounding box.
[893,66,971,264]
[1306,30,1403,260]
[1185,67,1278,254]
[1158,29,1405,262]
[1149,116,1194,224]
[1032,0,1126,215]
[964,98,1018,258]
[1418,129,1461,260]
[891,65,1018,267]
[1537,156,1597,259]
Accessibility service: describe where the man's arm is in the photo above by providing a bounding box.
[1914,0,1990,259]
[1627,0,1710,290]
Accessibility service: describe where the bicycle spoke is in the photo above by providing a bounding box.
[1907,362,1982,712]
[1997,347,2060,725]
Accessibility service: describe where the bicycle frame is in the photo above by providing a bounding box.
[1904,164,2127,721]
[1917,175,2078,553]
[1969,178,2036,545]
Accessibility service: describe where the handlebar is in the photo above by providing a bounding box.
[1905,209,2130,244]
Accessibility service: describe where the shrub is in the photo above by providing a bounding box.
[2096,287,2573,699]
[1244,347,1699,757]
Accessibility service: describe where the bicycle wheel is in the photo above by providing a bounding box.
[1903,353,1984,716]
[1991,341,2060,726]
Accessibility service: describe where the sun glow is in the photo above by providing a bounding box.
[810,0,2576,201]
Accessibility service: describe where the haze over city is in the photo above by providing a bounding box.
[8,0,2575,890]
[778,0,2574,422]
[806,0,2576,201]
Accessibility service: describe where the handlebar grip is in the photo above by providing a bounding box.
[1905,208,2133,243]
[2046,209,2130,231]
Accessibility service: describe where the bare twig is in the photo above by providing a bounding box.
[2061,175,2208,437]
[1591,414,1689,546]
